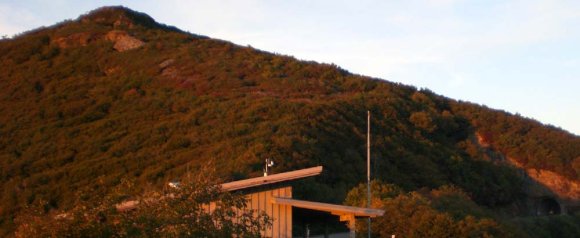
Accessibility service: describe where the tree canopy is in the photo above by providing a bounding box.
[15,172,271,237]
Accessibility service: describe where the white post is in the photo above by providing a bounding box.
[264,158,269,176]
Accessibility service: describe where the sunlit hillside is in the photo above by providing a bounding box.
[0,6,578,237]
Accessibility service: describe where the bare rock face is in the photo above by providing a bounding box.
[51,7,153,51]
[105,30,145,52]
[52,32,98,48]
[52,30,145,52]
[509,157,580,201]
[158,58,175,69]
[475,132,492,148]
[531,169,580,200]
[473,131,580,214]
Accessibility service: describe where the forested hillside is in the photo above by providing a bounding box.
[0,6,578,236]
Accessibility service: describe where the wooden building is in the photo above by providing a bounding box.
[219,166,384,238]
[117,166,383,237]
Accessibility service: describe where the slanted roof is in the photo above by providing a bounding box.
[271,197,384,217]
[220,166,323,192]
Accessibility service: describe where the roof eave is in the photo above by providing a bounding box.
[220,166,323,192]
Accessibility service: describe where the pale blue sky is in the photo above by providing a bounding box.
[1,0,579,135]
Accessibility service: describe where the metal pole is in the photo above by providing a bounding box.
[367,110,371,238]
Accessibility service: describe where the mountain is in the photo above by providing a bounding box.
[1,6,579,236]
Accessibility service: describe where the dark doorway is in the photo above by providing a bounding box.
[293,207,348,237]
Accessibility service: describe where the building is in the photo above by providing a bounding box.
[219,166,384,238]
[116,166,383,237]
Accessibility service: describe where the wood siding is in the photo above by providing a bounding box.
[246,186,292,238]
[203,186,293,237]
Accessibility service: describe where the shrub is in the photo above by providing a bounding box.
[15,175,272,237]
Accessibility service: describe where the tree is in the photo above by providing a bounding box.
[344,181,507,238]
[14,174,272,237]
[409,111,437,133]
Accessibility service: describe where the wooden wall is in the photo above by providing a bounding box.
[246,186,292,238]
[204,186,293,237]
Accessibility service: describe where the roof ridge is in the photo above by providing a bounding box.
[220,166,323,191]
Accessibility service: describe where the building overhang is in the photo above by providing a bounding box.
[271,197,384,217]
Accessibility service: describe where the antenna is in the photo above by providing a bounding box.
[186,163,190,182]
[367,110,371,238]
[264,158,274,177]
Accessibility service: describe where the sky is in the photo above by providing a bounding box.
[1,0,579,135]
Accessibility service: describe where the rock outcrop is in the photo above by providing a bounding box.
[509,157,580,201]
[52,32,98,48]
[105,30,145,52]
[474,132,580,214]
[51,30,144,52]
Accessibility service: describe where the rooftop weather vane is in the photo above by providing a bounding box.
[264,158,274,176]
